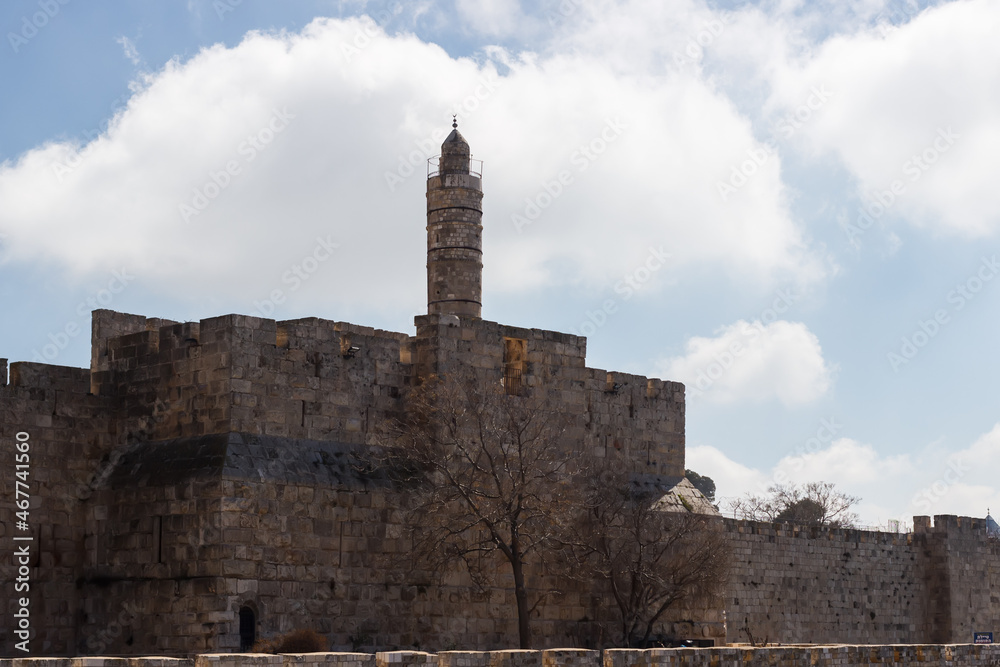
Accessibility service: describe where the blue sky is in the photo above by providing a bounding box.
[2,0,998,526]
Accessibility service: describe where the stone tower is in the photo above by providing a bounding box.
[426,120,483,318]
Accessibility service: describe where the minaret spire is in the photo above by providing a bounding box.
[426,122,484,318]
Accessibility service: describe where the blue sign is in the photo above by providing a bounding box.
[974,632,993,644]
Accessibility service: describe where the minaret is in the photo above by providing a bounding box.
[426,119,483,318]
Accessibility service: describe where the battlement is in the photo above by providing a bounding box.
[913,513,995,535]
[1,307,692,656]
[6,310,686,478]
[725,513,1000,646]
[3,360,91,391]
[724,517,913,544]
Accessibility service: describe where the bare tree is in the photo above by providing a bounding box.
[729,481,860,528]
[376,370,571,649]
[560,468,731,647]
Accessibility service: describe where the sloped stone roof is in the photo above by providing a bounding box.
[642,475,720,516]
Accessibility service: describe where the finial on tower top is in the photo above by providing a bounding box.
[452,115,458,129]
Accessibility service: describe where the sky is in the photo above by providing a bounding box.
[1,0,998,528]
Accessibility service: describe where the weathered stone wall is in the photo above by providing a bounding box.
[89,312,412,445]
[3,308,701,657]
[0,362,116,655]
[4,646,1000,667]
[725,519,926,645]
[20,308,1000,659]
[724,515,1000,646]
[73,440,636,655]
[413,314,685,479]
[912,514,1000,643]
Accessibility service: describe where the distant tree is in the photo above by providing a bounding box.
[375,370,570,649]
[685,469,716,502]
[560,467,731,647]
[729,481,860,528]
[775,497,826,525]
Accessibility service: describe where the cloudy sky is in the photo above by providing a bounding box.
[2,0,998,527]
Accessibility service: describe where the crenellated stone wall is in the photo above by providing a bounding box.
[412,313,685,479]
[1,309,698,657]
[9,308,1000,658]
[724,514,1000,646]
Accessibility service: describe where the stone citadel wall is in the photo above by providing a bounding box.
[1,309,691,656]
[5,308,1000,656]
[724,514,1000,646]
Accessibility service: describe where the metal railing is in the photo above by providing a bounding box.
[502,365,523,396]
[427,156,484,179]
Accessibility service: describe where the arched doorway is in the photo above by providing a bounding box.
[238,606,256,652]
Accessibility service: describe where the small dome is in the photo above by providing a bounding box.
[987,513,1000,537]
[444,128,467,145]
[442,128,470,155]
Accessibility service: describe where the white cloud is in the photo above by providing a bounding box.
[690,423,1000,527]
[455,0,523,37]
[687,444,768,497]
[0,15,821,317]
[660,319,834,406]
[117,35,141,65]
[763,0,1000,236]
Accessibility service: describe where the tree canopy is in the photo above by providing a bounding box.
[729,481,860,528]
[685,469,716,502]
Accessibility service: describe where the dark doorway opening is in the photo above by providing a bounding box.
[239,606,256,652]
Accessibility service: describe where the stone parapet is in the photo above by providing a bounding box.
[6,646,1000,667]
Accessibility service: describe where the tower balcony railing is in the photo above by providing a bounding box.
[428,156,483,179]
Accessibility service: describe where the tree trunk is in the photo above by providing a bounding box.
[512,556,532,648]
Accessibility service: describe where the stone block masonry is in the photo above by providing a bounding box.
[724,514,1000,646]
[6,307,1000,656]
[0,308,692,657]
[4,647,1000,667]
